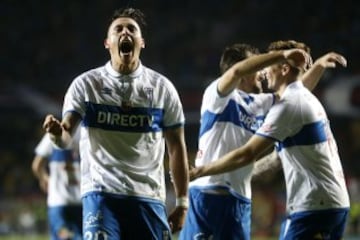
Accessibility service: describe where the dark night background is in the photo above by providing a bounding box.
[1,0,359,237]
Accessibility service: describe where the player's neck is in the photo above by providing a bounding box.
[278,77,300,97]
[111,59,139,75]
[276,80,290,97]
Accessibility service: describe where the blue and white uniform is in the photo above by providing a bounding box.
[35,132,82,240]
[63,61,184,239]
[256,81,350,239]
[180,79,275,240]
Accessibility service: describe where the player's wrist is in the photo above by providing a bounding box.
[49,133,63,147]
[49,133,72,149]
[176,196,189,209]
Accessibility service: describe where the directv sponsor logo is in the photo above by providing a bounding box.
[239,113,263,131]
[83,102,163,132]
[199,107,264,137]
[97,111,153,127]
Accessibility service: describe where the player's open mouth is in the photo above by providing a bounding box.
[119,40,134,56]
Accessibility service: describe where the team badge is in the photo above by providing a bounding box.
[144,87,154,107]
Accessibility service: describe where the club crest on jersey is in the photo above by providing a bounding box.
[144,87,154,107]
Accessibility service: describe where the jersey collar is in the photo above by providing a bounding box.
[282,80,304,98]
[105,61,143,79]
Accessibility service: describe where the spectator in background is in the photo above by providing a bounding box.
[32,128,82,240]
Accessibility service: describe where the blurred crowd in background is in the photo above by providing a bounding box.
[1,0,360,237]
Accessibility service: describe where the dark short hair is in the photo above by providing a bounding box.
[267,40,312,71]
[219,43,259,74]
[267,40,310,54]
[109,8,147,35]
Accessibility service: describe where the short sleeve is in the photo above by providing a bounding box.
[162,80,185,128]
[63,77,86,118]
[201,79,232,114]
[34,134,53,157]
[256,100,301,141]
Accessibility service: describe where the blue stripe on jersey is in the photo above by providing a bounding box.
[199,99,265,137]
[242,95,254,105]
[50,149,73,162]
[277,120,328,151]
[83,102,164,133]
[63,110,82,120]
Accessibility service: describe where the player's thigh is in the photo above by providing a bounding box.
[48,206,69,240]
[180,187,251,240]
[82,193,115,240]
[82,192,171,240]
[280,208,349,240]
[63,205,82,239]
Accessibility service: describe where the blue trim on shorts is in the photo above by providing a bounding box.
[82,191,166,206]
[189,185,251,203]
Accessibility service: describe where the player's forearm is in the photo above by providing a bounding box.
[252,150,282,181]
[49,131,72,149]
[169,152,189,198]
[301,63,325,91]
[232,51,285,78]
[302,52,347,91]
[165,128,189,199]
[31,156,47,179]
[219,50,303,95]
[191,148,254,179]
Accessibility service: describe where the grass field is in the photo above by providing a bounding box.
[0,236,47,240]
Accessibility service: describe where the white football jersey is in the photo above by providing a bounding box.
[35,132,81,207]
[257,81,350,213]
[63,62,185,202]
[191,79,275,199]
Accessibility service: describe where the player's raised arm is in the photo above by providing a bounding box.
[218,48,308,96]
[301,52,347,91]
